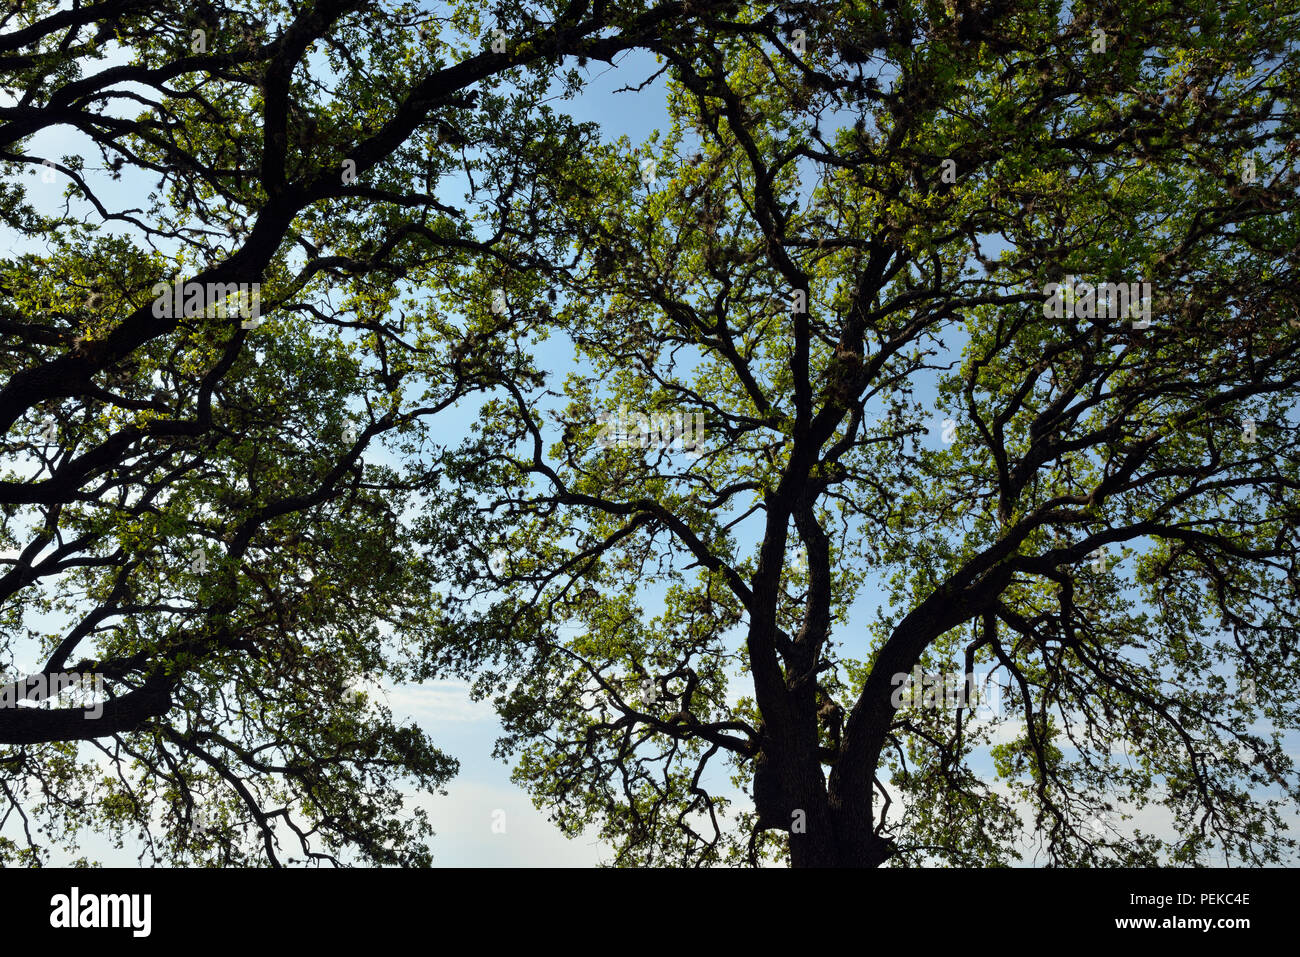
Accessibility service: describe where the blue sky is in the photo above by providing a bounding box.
[5,37,677,866]
[6,13,1297,867]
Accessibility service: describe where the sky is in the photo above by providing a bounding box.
[4,28,676,867]
[5,4,1298,867]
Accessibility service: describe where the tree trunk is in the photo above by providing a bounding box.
[754,739,894,867]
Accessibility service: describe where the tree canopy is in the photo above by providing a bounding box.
[2,0,1299,867]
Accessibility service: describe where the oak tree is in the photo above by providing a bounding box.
[427,0,1300,866]
[0,0,722,865]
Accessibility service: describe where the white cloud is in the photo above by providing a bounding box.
[409,779,608,867]
[387,680,496,724]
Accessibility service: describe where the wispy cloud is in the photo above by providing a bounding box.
[387,680,496,724]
